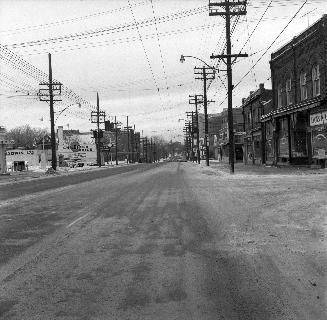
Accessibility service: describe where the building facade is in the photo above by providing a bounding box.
[216,107,244,162]
[262,15,327,167]
[208,114,222,159]
[242,83,272,165]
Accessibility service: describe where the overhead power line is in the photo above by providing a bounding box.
[0,0,148,36]
[127,0,160,93]
[0,44,97,115]
[17,23,218,56]
[233,0,308,91]
[5,5,207,49]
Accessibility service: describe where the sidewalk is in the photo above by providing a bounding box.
[0,162,135,186]
[201,160,327,176]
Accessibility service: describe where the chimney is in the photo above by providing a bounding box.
[242,98,246,105]
[259,83,264,91]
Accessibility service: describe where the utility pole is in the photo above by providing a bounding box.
[189,94,203,164]
[183,124,191,160]
[91,94,105,167]
[209,0,248,173]
[38,54,62,170]
[185,115,194,162]
[114,116,120,165]
[124,116,132,164]
[194,67,215,166]
[133,124,136,163]
[145,137,148,162]
[96,93,101,167]
[141,137,148,163]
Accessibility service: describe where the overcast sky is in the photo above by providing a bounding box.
[0,0,325,140]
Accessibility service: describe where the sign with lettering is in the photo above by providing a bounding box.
[6,150,35,156]
[310,111,327,126]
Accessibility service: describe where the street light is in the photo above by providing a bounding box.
[180,55,216,72]
[180,54,216,166]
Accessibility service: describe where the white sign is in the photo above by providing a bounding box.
[310,111,327,126]
[6,150,35,156]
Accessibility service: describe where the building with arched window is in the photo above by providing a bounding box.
[262,14,327,168]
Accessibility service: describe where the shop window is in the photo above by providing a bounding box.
[312,65,320,97]
[300,72,307,101]
[277,84,283,108]
[286,78,292,105]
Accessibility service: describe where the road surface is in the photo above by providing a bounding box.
[0,162,326,319]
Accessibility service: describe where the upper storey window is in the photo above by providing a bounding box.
[277,84,283,108]
[312,65,320,97]
[286,78,292,105]
[300,72,307,101]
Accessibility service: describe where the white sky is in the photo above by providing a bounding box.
[0,0,326,140]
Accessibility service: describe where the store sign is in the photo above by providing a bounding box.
[6,150,35,156]
[310,111,327,126]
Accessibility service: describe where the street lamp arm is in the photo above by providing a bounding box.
[180,54,215,70]
[55,103,81,123]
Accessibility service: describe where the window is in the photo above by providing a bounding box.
[286,78,292,105]
[277,84,283,108]
[300,72,307,101]
[312,65,320,97]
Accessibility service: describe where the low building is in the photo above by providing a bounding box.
[57,126,99,165]
[208,114,222,159]
[242,83,272,165]
[217,107,244,162]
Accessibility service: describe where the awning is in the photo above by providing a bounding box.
[261,96,326,122]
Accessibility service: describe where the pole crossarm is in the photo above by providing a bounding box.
[209,0,247,16]
[194,67,215,80]
[211,53,248,59]
[189,94,204,105]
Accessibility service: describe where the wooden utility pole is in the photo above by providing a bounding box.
[194,67,215,166]
[209,0,248,173]
[186,113,195,162]
[39,53,62,170]
[48,54,56,170]
[114,116,119,165]
[124,116,132,163]
[189,94,203,164]
[91,94,105,167]
[145,137,148,162]
[96,93,101,167]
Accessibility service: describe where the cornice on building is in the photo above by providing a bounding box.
[271,14,326,63]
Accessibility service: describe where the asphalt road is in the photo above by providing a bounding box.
[0,162,326,319]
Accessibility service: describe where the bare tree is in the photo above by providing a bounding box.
[5,125,49,149]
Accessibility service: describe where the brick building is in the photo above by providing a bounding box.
[262,15,327,167]
[208,114,222,158]
[216,107,244,161]
[242,83,272,164]
[103,129,141,162]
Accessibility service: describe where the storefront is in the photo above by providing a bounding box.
[264,120,275,164]
[310,110,327,167]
